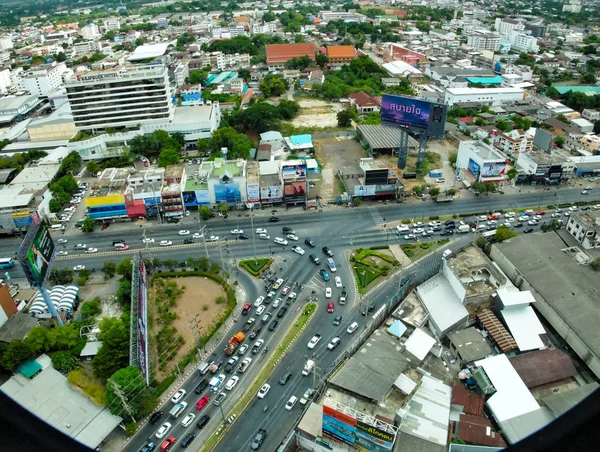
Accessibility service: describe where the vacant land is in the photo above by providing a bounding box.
[290,98,345,128]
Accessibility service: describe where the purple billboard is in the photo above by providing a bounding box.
[381,95,431,129]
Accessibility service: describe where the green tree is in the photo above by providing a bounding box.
[546,86,560,99]
[164,259,177,271]
[475,117,486,126]
[448,152,458,165]
[554,135,565,147]
[235,102,281,133]
[92,318,130,380]
[237,68,251,82]
[86,161,101,175]
[59,152,82,175]
[116,279,131,306]
[594,120,600,134]
[507,168,518,180]
[494,226,518,242]
[315,53,329,68]
[0,339,34,371]
[495,120,512,132]
[337,108,358,127]
[81,218,95,233]
[186,69,208,85]
[199,206,211,221]
[277,100,301,120]
[206,127,253,159]
[591,258,600,271]
[81,298,101,318]
[218,203,229,214]
[51,351,80,373]
[263,12,276,22]
[116,258,133,280]
[352,197,362,207]
[259,74,287,97]
[429,187,440,197]
[25,326,51,354]
[157,148,180,167]
[102,261,117,279]
[49,267,74,285]
[49,198,62,213]
[106,366,156,420]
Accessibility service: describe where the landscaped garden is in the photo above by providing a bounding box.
[239,257,272,276]
[350,246,400,293]
[401,239,450,262]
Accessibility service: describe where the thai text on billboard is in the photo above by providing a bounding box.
[282,163,307,180]
[260,185,283,201]
[356,420,394,451]
[322,405,357,446]
[25,223,55,286]
[12,211,33,228]
[247,182,260,202]
[481,161,507,178]
[381,94,431,129]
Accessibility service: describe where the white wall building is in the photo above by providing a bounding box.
[80,23,100,40]
[467,31,501,51]
[494,18,525,36]
[496,129,534,155]
[174,61,189,87]
[444,87,525,106]
[72,40,102,57]
[103,18,121,31]
[0,68,10,94]
[582,109,600,122]
[566,211,600,249]
[456,140,507,183]
[511,31,540,53]
[19,62,71,97]
[0,35,13,50]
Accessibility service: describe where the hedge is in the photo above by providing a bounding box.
[153,374,177,397]
[239,258,272,276]
[355,248,398,266]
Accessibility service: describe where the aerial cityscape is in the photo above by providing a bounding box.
[0,0,599,451]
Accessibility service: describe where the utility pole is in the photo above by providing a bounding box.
[248,203,258,265]
[109,380,136,423]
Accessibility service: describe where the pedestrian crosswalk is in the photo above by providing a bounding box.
[368,206,385,226]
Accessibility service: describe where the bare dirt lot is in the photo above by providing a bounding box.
[150,276,226,378]
[313,136,366,200]
[290,98,345,128]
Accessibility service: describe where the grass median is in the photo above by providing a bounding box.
[201,302,317,452]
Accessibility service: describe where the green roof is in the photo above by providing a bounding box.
[18,359,42,378]
[553,85,600,95]
[212,162,242,177]
[185,179,208,191]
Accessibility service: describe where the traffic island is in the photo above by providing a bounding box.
[401,239,450,262]
[200,302,317,452]
[350,246,400,294]
[239,258,273,276]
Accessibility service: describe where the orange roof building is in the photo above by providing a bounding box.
[266,43,315,69]
[326,45,357,68]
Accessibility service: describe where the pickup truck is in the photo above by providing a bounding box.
[251,429,267,450]
[209,374,225,392]
[299,389,316,405]
[224,356,239,373]
[238,357,252,373]
[339,289,347,305]
[242,318,256,332]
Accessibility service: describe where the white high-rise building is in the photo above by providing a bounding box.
[20,62,72,97]
[81,23,100,40]
[0,68,11,94]
[65,61,174,132]
[511,31,540,53]
[0,35,13,50]
[468,31,501,51]
[494,18,525,36]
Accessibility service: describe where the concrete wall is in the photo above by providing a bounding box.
[443,261,466,301]
[490,245,600,379]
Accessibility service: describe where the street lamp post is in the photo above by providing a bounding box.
[248,203,258,265]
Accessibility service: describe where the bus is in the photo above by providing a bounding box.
[481,229,497,239]
[0,258,15,269]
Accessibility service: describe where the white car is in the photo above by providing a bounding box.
[335,276,342,288]
[254,296,265,307]
[57,251,68,256]
[518,216,529,222]
[155,422,172,439]
[327,336,341,350]
[231,229,243,234]
[307,334,322,349]
[505,212,515,217]
[259,233,270,240]
[291,245,305,255]
[73,265,85,271]
[582,190,589,195]
[160,240,173,246]
[347,322,359,334]
[273,278,284,289]
[414,221,424,227]
[478,215,487,221]
[404,234,416,240]
[287,234,299,241]
[181,413,195,428]
[551,213,560,218]
[428,221,441,227]
[171,389,186,404]
[86,248,98,254]
[74,244,87,250]
[594,204,600,210]
[207,236,220,242]
[504,217,514,222]
[273,237,288,246]
[533,215,542,220]
[325,287,332,298]
[569,206,578,211]
[142,237,155,243]
[192,233,203,239]
[413,227,424,233]
[225,376,239,391]
[285,396,298,411]
[584,186,592,190]
[272,298,282,308]
[257,383,270,399]
[57,239,68,244]
[255,228,267,234]
[256,305,266,316]
[528,220,538,225]
[564,212,570,217]
[178,230,190,236]
[238,344,249,355]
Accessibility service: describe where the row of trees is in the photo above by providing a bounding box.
[129,130,185,168]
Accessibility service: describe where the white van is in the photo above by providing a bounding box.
[197,361,212,375]
[50,224,66,231]
[396,225,410,234]
[347,322,359,334]
[302,360,314,376]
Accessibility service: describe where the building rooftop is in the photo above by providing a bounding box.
[8,164,62,193]
[570,210,600,230]
[266,43,315,63]
[447,327,493,363]
[357,124,419,150]
[508,349,577,389]
[477,309,519,353]
[460,140,506,162]
[451,383,485,416]
[326,45,356,59]
[0,312,39,343]
[163,162,185,180]
[541,382,599,417]
[500,304,546,351]
[457,414,507,448]
[447,87,525,96]
[126,41,174,61]
[416,273,469,334]
[0,186,35,210]
[211,160,244,178]
[446,245,506,297]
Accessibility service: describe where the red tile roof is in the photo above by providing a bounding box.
[326,45,357,60]
[509,349,577,389]
[478,309,518,353]
[451,383,485,416]
[266,43,315,65]
[348,91,379,107]
[457,414,507,448]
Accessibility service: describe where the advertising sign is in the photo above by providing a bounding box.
[282,164,307,180]
[381,94,431,129]
[354,185,376,197]
[356,420,394,451]
[481,161,507,177]
[183,190,211,206]
[25,223,55,286]
[260,185,283,201]
[322,405,357,446]
[468,158,481,176]
[284,181,307,197]
[12,211,33,228]
[214,183,241,204]
[137,259,149,385]
[247,182,260,202]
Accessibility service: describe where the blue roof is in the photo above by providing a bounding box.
[387,320,407,338]
[466,76,502,84]
[290,134,312,145]
[554,85,600,95]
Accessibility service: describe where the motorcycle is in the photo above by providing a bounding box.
[264,405,269,412]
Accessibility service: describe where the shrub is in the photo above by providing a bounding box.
[153,374,176,396]
[202,304,209,311]
[125,423,137,437]
[419,243,430,249]
[215,296,225,304]
[429,215,439,220]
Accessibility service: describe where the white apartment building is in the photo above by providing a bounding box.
[80,23,100,40]
[103,18,121,32]
[72,40,102,57]
[319,11,367,22]
[0,68,10,95]
[65,62,174,132]
[563,0,582,13]
[494,18,525,36]
[566,211,600,249]
[495,129,533,155]
[19,63,72,97]
[511,31,540,53]
[467,31,501,51]
[174,61,189,87]
[444,87,525,106]
[582,109,600,121]
[0,35,13,50]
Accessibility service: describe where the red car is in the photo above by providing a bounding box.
[241,303,252,315]
[327,302,334,313]
[281,286,291,295]
[160,436,176,452]
[536,210,545,215]
[196,396,210,410]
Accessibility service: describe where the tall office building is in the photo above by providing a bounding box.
[65,61,174,133]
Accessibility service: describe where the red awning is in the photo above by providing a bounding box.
[126,201,146,218]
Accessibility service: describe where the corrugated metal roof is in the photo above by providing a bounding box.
[508,349,577,389]
[457,414,507,448]
[451,383,485,416]
[477,309,518,353]
[357,124,419,150]
[554,85,600,95]
[404,328,436,361]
